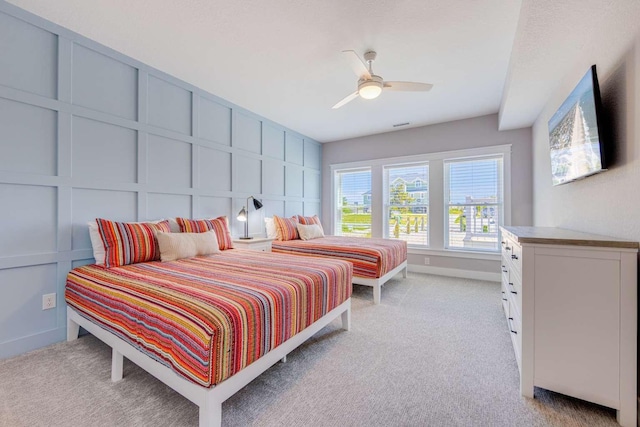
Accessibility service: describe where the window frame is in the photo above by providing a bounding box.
[330,144,511,257]
[332,167,373,238]
[443,154,505,253]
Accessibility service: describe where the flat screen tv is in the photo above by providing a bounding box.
[548,65,607,186]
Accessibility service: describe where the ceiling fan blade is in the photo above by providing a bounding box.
[332,91,359,109]
[342,50,371,79]
[384,81,433,92]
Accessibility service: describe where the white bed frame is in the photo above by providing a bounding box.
[67,299,351,427]
[352,260,407,304]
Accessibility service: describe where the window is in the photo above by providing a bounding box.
[444,155,503,252]
[384,163,429,246]
[331,144,510,256]
[334,168,372,237]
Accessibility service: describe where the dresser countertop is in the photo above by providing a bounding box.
[501,226,639,249]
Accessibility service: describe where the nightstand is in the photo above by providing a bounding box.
[232,237,274,252]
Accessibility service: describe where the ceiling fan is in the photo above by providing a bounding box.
[332,50,434,109]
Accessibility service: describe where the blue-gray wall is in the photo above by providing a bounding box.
[0,1,322,358]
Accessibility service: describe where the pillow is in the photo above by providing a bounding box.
[176,216,234,250]
[273,215,299,241]
[88,218,168,265]
[156,230,220,262]
[88,222,107,265]
[297,223,325,241]
[297,215,324,234]
[265,217,277,239]
[95,218,171,268]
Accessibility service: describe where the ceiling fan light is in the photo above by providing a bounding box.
[358,81,382,99]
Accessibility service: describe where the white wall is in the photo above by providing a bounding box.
[322,114,532,275]
[532,34,640,242]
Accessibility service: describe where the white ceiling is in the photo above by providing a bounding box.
[6,0,640,142]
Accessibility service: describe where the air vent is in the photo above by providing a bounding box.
[393,122,410,128]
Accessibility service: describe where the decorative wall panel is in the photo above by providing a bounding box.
[0,12,57,98]
[234,112,262,154]
[285,134,304,165]
[0,98,57,176]
[147,193,192,219]
[304,170,320,199]
[0,1,321,358]
[0,264,57,343]
[285,165,303,197]
[263,159,285,196]
[0,184,56,257]
[147,134,192,188]
[72,45,137,120]
[147,75,192,134]
[199,97,231,146]
[262,124,285,160]
[199,146,231,192]
[234,155,262,194]
[72,117,137,183]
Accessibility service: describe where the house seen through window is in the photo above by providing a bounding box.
[384,163,429,246]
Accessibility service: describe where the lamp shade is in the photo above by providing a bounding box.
[252,198,263,210]
[237,207,247,222]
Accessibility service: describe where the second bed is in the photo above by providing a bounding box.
[272,236,407,304]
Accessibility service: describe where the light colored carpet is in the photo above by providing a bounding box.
[0,273,619,426]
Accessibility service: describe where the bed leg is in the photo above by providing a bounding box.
[67,313,80,341]
[341,307,351,331]
[199,397,222,427]
[111,349,124,382]
[402,266,407,278]
[280,355,287,363]
[373,285,381,305]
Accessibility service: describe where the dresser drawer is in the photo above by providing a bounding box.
[502,237,521,276]
[507,298,522,368]
[501,281,509,317]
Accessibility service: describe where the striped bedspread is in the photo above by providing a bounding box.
[65,250,352,388]
[271,236,407,279]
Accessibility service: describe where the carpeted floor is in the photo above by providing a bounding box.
[0,273,620,426]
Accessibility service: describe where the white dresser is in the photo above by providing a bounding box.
[500,226,638,427]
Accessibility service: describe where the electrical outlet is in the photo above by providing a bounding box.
[42,293,56,310]
[424,257,430,265]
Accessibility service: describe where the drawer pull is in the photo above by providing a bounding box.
[510,290,517,295]
[505,246,511,251]
[511,254,518,260]
[508,318,518,334]
[502,269,508,273]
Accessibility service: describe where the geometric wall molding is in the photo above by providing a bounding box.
[0,1,322,359]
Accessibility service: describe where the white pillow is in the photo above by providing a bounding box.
[296,223,325,240]
[88,218,171,265]
[156,230,220,262]
[88,221,106,265]
[265,217,278,239]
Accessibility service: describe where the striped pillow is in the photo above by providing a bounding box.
[297,215,324,234]
[96,218,171,268]
[274,215,299,241]
[176,216,234,250]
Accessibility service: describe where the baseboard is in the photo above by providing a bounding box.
[408,264,500,282]
[0,327,66,359]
